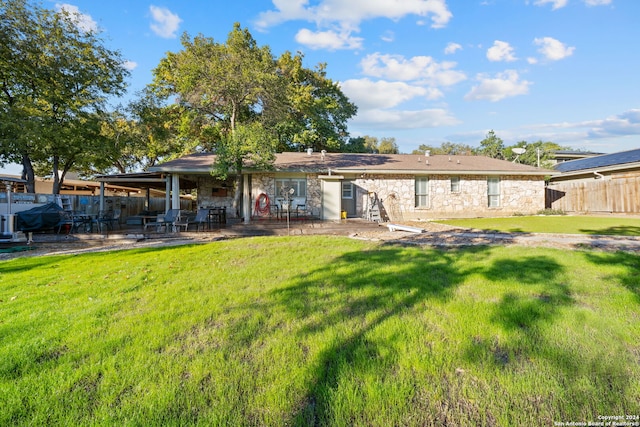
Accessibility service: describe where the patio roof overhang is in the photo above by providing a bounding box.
[95,172,197,191]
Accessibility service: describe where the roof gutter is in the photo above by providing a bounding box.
[334,168,554,176]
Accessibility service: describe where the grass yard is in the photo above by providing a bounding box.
[1,236,639,426]
[436,215,640,236]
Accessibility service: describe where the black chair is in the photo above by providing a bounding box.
[94,210,114,233]
[190,209,210,231]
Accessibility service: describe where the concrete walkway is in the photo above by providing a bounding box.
[3,218,640,260]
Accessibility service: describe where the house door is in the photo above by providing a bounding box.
[341,180,356,217]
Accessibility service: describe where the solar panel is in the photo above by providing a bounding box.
[554,148,640,172]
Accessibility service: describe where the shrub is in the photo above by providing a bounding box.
[536,208,566,215]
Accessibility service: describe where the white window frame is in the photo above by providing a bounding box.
[275,178,307,198]
[487,177,500,208]
[450,176,460,193]
[341,181,353,199]
[415,177,429,208]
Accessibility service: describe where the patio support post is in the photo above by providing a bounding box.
[99,182,105,213]
[165,175,171,212]
[171,174,180,210]
[243,174,250,223]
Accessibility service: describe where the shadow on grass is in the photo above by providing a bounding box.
[579,225,640,236]
[583,251,640,303]
[466,255,636,416]
[264,244,485,425]
[0,255,69,274]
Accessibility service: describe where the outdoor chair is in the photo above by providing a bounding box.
[56,211,75,234]
[144,213,166,232]
[173,211,192,232]
[189,209,210,232]
[108,209,121,230]
[143,209,181,233]
[94,210,114,233]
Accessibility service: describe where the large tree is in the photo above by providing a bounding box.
[505,140,567,168]
[275,51,357,152]
[90,90,189,175]
[151,23,356,214]
[0,0,128,193]
[152,24,286,214]
[476,130,506,160]
[344,135,397,153]
[412,142,475,155]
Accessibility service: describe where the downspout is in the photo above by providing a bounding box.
[593,171,604,179]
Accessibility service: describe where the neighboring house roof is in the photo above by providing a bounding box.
[150,152,553,176]
[553,148,640,173]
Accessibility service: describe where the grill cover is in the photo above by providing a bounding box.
[16,203,64,232]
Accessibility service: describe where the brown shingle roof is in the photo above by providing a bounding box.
[150,152,554,176]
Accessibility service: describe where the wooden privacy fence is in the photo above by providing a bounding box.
[546,176,640,213]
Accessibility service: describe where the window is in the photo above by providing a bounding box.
[342,181,353,199]
[450,176,460,193]
[275,178,306,198]
[487,177,500,207]
[415,177,429,207]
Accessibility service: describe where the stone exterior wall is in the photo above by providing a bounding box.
[352,174,545,220]
[195,176,235,213]
[194,173,545,220]
[250,173,322,217]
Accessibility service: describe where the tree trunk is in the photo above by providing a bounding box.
[52,156,61,195]
[20,154,36,193]
[232,173,243,219]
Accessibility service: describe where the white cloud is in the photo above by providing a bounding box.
[340,78,437,109]
[534,0,610,9]
[256,0,452,51]
[123,60,138,71]
[295,28,363,50]
[341,78,459,131]
[444,42,462,55]
[486,40,517,62]
[585,109,640,138]
[512,109,640,150]
[55,3,98,33]
[351,108,461,130]
[149,6,182,39]
[534,37,575,61]
[360,53,466,87]
[533,0,569,10]
[464,70,531,102]
[381,31,395,43]
[257,0,453,29]
[584,0,612,5]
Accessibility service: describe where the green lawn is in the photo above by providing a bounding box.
[436,215,640,236]
[1,236,639,426]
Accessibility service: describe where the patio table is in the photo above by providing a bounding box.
[207,207,227,228]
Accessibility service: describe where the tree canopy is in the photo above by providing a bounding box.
[412,142,475,156]
[0,0,128,193]
[343,136,398,154]
[150,23,356,213]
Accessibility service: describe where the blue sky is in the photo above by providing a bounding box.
[3,0,639,173]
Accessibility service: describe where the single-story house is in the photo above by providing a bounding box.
[549,150,603,165]
[148,151,553,221]
[547,148,640,213]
